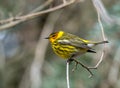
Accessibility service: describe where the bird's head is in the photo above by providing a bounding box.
[45,31,64,43]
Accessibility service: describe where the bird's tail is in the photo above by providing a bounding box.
[94,40,109,45]
[87,40,108,53]
[87,40,109,47]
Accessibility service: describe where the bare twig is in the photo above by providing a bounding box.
[67,56,95,78]
[92,10,105,68]
[66,61,70,88]
[91,0,107,69]
[72,59,94,78]
[0,0,77,30]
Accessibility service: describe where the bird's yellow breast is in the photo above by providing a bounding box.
[52,44,87,59]
[51,42,78,59]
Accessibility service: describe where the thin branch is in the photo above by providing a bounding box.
[97,11,106,41]
[66,61,70,88]
[72,59,94,78]
[91,0,107,69]
[67,57,95,78]
[0,0,77,30]
[92,10,105,68]
[0,0,54,30]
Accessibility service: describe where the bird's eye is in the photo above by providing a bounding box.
[50,32,58,39]
[52,35,56,37]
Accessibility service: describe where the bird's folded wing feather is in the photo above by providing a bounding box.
[58,39,91,49]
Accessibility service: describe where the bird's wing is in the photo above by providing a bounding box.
[58,39,96,53]
[58,38,91,49]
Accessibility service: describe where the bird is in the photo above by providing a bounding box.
[45,31,108,59]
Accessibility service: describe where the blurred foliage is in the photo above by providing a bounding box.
[0,0,120,88]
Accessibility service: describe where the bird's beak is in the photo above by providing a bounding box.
[45,37,49,39]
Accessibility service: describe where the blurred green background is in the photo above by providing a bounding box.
[0,0,120,88]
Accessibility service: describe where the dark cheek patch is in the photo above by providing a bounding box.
[53,34,58,39]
